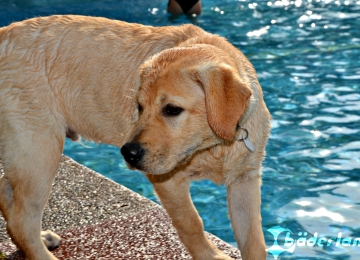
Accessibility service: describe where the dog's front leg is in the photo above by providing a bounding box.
[227,170,266,260]
[149,172,233,260]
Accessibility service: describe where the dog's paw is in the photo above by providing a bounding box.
[213,254,233,260]
[194,251,234,260]
[41,230,61,250]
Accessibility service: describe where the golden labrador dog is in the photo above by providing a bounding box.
[0,15,271,260]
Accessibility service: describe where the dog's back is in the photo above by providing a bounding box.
[0,15,204,146]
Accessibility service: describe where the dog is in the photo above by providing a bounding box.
[0,15,271,260]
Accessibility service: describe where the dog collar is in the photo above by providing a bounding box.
[234,125,254,152]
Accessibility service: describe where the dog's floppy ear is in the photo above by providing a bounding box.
[191,63,252,141]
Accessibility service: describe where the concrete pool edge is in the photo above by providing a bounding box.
[0,155,241,259]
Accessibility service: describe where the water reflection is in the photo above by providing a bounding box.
[275,182,360,258]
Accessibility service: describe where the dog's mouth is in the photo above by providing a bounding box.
[177,146,196,165]
[120,143,196,175]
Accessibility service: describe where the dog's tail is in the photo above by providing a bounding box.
[65,128,92,148]
[66,128,80,142]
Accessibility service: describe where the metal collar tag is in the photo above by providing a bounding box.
[234,126,255,152]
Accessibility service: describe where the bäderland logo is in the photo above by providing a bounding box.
[267,226,360,259]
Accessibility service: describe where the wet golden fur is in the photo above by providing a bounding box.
[0,15,271,260]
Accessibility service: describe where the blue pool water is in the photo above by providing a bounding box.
[1,0,359,259]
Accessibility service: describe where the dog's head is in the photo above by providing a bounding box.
[121,46,252,174]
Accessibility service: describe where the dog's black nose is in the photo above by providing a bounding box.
[121,142,145,167]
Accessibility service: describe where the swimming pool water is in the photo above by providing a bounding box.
[1,0,359,259]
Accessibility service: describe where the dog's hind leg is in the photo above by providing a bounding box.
[148,172,233,260]
[0,125,64,260]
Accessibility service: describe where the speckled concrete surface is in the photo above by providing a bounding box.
[0,155,241,259]
[0,156,158,243]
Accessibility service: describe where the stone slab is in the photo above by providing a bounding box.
[0,156,241,259]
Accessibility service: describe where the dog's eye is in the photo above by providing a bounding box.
[163,104,184,117]
[138,103,143,115]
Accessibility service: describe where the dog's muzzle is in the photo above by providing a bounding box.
[121,142,145,168]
